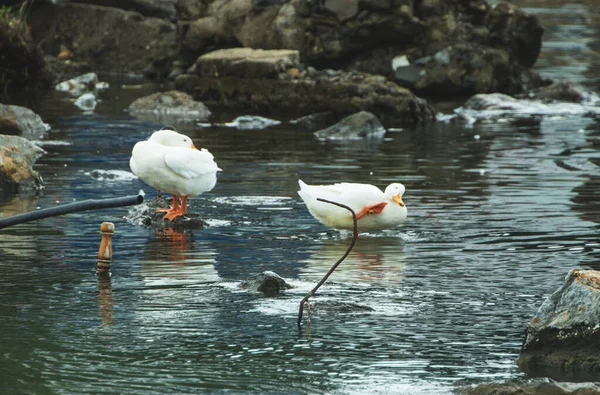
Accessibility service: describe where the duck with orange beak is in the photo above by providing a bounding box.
[298,180,407,231]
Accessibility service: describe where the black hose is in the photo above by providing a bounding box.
[0,193,144,230]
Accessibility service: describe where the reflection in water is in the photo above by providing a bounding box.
[301,236,406,283]
[0,194,39,217]
[97,272,113,326]
[139,228,220,286]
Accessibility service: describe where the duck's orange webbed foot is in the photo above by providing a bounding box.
[157,195,180,214]
[163,210,184,221]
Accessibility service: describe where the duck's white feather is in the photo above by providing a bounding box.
[130,130,220,197]
[164,148,221,179]
[298,179,407,231]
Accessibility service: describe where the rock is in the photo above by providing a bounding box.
[460,93,518,111]
[222,115,281,130]
[182,16,221,52]
[195,47,300,78]
[0,135,45,194]
[522,81,600,104]
[453,92,600,123]
[128,90,212,122]
[485,1,544,68]
[29,3,178,76]
[55,72,108,97]
[392,55,422,86]
[0,105,51,140]
[314,111,386,141]
[177,0,206,20]
[517,269,600,373]
[240,271,293,295]
[126,196,208,231]
[176,48,435,125]
[74,93,98,111]
[71,0,179,20]
[290,111,337,129]
[457,378,600,395]
[412,43,511,96]
[323,0,359,22]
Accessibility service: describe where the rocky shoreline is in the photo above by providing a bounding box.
[6,0,548,125]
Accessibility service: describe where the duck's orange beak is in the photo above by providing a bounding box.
[191,143,198,150]
[393,193,404,207]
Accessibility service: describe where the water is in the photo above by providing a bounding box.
[1,2,600,394]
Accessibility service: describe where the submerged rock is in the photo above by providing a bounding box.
[222,115,281,130]
[126,196,209,231]
[0,134,45,194]
[289,112,337,129]
[241,271,293,296]
[0,105,51,140]
[314,111,386,141]
[518,269,600,373]
[128,90,212,123]
[451,92,600,124]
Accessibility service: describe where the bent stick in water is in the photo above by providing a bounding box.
[297,198,358,327]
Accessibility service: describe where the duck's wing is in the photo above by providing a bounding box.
[300,181,382,201]
[299,180,387,211]
[164,148,221,179]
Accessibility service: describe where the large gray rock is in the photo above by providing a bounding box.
[128,90,212,122]
[314,111,386,141]
[518,269,600,372]
[0,135,45,194]
[0,105,50,140]
[176,48,435,125]
[28,3,178,75]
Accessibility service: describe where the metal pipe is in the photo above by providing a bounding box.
[0,193,144,230]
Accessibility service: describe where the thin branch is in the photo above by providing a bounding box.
[297,198,358,327]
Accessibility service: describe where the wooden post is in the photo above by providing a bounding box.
[97,222,114,272]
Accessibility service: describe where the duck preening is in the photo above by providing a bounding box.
[130,127,221,221]
[298,180,407,231]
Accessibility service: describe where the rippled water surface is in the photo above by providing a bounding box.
[2,2,600,394]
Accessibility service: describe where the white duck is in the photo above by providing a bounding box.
[130,127,221,221]
[298,180,407,231]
